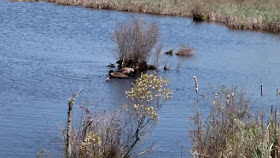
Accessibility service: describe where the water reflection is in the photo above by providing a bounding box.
[1,0,280,157]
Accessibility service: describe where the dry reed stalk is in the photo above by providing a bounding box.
[194,76,198,93]
[66,89,82,158]
[226,95,230,107]
[231,91,235,151]
[191,76,204,156]
[190,84,280,157]
[261,84,263,96]
[261,84,264,143]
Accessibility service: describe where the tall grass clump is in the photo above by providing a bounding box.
[112,17,162,70]
[189,82,280,157]
[175,45,194,57]
[63,72,172,158]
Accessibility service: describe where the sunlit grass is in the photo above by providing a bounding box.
[12,0,280,32]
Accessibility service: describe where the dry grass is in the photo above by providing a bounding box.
[67,109,126,158]
[112,17,160,63]
[112,17,162,70]
[175,46,194,57]
[190,81,280,157]
[10,0,280,32]
[18,0,276,33]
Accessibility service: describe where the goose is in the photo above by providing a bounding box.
[108,70,128,79]
[107,63,115,68]
[147,64,156,70]
[163,65,170,70]
[118,67,135,75]
[164,50,173,55]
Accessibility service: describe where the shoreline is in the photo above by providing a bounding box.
[11,0,280,34]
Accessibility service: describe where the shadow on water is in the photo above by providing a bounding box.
[1,0,280,157]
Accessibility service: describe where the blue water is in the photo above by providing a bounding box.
[1,0,280,157]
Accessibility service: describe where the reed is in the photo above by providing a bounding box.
[14,0,274,33]
[189,84,280,157]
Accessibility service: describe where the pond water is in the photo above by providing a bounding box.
[1,1,280,157]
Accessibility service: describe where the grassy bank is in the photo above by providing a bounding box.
[15,0,280,33]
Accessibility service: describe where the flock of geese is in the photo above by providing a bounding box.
[106,64,135,81]
[109,67,134,78]
[105,59,170,81]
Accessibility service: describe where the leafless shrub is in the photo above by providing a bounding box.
[63,73,172,158]
[112,17,161,67]
[67,108,128,158]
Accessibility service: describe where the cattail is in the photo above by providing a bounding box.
[261,84,263,96]
[194,76,198,93]
[226,95,230,107]
[277,87,279,96]
[213,93,217,105]
[231,91,235,105]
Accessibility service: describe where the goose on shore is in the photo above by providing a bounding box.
[108,70,128,79]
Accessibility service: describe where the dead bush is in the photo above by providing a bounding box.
[63,72,172,158]
[112,17,161,69]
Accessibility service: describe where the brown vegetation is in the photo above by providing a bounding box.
[63,73,172,158]
[112,17,162,71]
[175,46,194,57]
[190,78,280,157]
[11,0,280,33]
